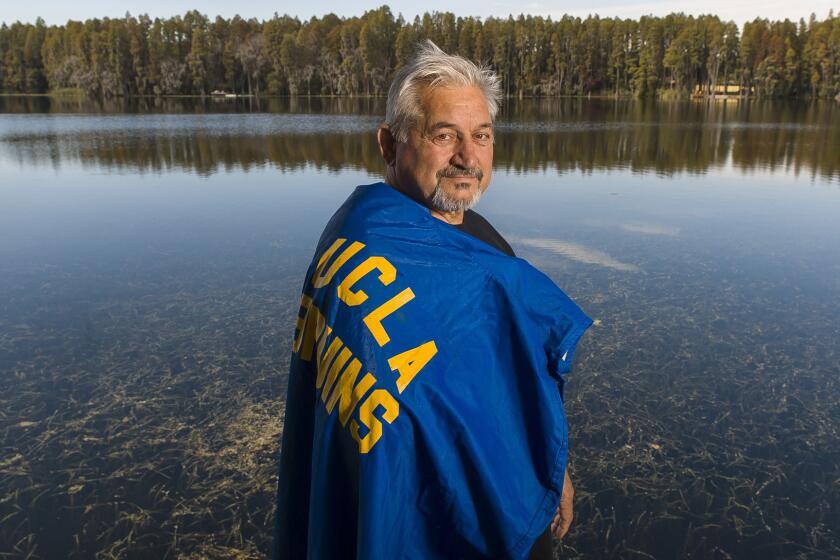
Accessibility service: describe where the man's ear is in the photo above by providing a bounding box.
[377,126,397,167]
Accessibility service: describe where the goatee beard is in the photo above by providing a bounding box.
[430,166,484,213]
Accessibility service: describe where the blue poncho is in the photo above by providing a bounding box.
[275,182,591,559]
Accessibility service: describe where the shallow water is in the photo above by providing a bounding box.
[1,96,839,558]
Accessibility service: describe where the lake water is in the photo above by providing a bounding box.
[1,95,839,558]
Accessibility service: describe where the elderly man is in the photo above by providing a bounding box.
[275,42,590,560]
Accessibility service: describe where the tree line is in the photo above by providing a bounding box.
[1,6,839,98]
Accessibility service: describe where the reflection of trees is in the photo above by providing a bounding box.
[5,132,387,176]
[0,94,386,115]
[3,99,839,179]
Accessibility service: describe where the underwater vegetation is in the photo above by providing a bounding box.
[1,98,839,557]
[2,244,838,558]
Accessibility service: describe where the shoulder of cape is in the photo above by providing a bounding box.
[318,182,519,268]
[311,182,588,331]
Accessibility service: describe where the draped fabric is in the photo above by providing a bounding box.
[274,182,592,559]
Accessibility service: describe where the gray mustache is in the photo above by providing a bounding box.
[437,166,484,181]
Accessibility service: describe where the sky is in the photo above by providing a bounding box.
[2,0,836,26]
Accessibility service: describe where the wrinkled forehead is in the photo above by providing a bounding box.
[415,85,494,130]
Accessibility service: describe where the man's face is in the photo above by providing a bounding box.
[390,85,494,215]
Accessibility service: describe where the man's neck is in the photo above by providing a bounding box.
[430,208,465,225]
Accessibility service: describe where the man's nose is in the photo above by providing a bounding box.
[451,137,479,168]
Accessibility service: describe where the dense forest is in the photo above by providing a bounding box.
[1,6,839,98]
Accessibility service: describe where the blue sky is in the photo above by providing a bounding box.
[3,0,836,26]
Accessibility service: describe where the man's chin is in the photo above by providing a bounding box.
[451,182,477,192]
[440,177,481,194]
[431,183,483,213]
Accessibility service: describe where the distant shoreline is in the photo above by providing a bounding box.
[2,91,834,102]
[2,8,839,101]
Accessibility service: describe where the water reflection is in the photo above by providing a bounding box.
[0,94,387,116]
[2,98,838,179]
[2,98,840,558]
[511,237,641,272]
[619,223,681,236]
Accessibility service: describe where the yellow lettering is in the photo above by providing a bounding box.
[292,298,327,361]
[350,389,399,454]
[315,325,333,365]
[387,341,438,393]
[363,287,415,346]
[291,294,313,351]
[312,238,365,289]
[337,256,397,307]
[321,347,353,401]
[324,359,376,426]
[315,335,344,389]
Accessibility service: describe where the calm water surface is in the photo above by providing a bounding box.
[1,96,839,558]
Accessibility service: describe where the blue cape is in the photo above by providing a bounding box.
[275,182,591,559]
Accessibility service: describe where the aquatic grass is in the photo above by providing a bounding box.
[2,243,838,558]
[0,262,298,558]
[527,254,840,559]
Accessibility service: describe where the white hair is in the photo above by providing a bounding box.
[385,40,502,143]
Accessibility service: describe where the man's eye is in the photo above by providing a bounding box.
[475,133,492,142]
[432,133,455,145]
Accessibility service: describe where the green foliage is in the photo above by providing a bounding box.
[1,8,839,97]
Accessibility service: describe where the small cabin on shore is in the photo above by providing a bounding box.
[692,84,752,97]
[211,90,238,98]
